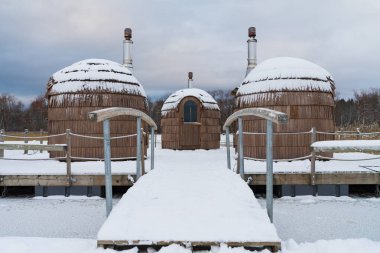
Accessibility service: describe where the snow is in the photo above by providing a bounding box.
[1,237,379,253]
[97,152,280,243]
[161,88,219,116]
[1,135,380,252]
[311,140,380,151]
[1,197,379,252]
[282,238,380,253]
[236,57,335,100]
[47,59,146,97]
[0,237,138,253]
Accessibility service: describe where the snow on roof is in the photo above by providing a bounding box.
[236,57,335,97]
[161,88,219,116]
[47,59,146,97]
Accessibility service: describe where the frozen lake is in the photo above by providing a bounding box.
[1,196,379,243]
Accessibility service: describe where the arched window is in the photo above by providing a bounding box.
[183,100,197,122]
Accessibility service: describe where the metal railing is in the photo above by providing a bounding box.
[223,108,289,223]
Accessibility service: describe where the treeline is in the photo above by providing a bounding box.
[335,88,380,130]
[1,88,380,132]
[0,94,47,131]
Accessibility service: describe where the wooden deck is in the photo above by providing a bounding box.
[97,239,281,252]
[1,171,378,187]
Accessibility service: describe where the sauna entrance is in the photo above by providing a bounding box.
[180,99,201,149]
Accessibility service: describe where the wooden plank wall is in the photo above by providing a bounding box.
[48,93,148,159]
[236,91,335,159]
[161,97,221,150]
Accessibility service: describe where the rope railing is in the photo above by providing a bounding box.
[0,133,66,139]
[0,157,66,161]
[243,130,312,136]
[244,155,312,162]
[70,156,147,161]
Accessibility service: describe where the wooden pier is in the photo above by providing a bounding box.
[1,171,379,187]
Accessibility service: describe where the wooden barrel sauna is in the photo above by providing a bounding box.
[234,57,335,159]
[46,59,148,159]
[161,88,221,150]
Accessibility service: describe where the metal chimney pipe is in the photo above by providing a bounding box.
[246,27,257,76]
[188,72,193,88]
[123,28,133,72]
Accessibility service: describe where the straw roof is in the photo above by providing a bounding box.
[161,88,220,116]
[236,57,335,103]
[46,59,146,97]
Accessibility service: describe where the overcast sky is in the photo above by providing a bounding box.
[0,0,379,105]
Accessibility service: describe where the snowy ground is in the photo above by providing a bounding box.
[0,196,379,252]
[1,138,380,252]
[1,139,380,175]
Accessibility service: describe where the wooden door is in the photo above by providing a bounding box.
[180,123,201,149]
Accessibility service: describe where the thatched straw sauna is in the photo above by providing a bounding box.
[46,58,148,159]
[161,73,221,150]
[235,56,335,159]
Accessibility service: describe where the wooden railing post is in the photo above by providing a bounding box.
[24,129,29,154]
[356,128,361,140]
[310,127,317,196]
[40,129,43,153]
[65,129,72,186]
[338,127,343,140]
[0,129,4,158]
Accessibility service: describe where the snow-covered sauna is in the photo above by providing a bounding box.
[161,73,221,150]
[46,29,148,159]
[233,27,335,159]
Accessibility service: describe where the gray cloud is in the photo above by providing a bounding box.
[0,0,379,104]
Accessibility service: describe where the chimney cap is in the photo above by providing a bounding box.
[124,28,132,40]
[188,72,193,80]
[248,27,256,38]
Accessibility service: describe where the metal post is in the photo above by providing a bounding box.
[150,126,155,171]
[266,120,273,223]
[24,129,29,154]
[310,127,317,195]
[0,129,4,158]
[103,119,113,217]
[40,129,43,153]
[136,117,142,180]
[141,131,145,176]
[238,117,244,179]
[226,127,231,170]
[65,129,72,187]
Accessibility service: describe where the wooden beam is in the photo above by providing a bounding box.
[0,175,135,186]
[97,240,281,252]
[311,140,380,152]
[245,172,380,185]
[1,172,378,187]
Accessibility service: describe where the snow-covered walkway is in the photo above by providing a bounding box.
[97,149,280,249]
